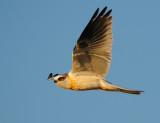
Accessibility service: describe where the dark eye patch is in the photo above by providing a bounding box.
[58,77,66,81]
[53,74,59,77]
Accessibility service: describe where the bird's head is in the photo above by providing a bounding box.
[47,73,70,89]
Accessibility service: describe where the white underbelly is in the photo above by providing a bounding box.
[69,72,103,90]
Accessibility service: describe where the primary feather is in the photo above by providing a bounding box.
[71,7,112,77]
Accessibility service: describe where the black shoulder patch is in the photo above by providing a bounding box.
[79,42,88,48]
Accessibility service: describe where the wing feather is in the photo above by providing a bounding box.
[70,7,113,77]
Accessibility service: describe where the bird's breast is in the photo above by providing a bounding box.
[68,74,81,90]
[68,73,102,90]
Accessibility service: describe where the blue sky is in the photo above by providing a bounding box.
[0,0,160,123]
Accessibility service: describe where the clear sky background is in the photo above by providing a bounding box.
[0,0,160,123]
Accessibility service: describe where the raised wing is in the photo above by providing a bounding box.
[70,7,112,77]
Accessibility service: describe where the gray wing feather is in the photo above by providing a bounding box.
[71,7,113,77]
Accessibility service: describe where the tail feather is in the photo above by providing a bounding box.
[102,81,144,95]
[117,88,144,95]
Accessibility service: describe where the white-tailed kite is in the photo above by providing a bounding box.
[47,6,143,95]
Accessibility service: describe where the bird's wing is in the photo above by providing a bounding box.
[70,7,112,77]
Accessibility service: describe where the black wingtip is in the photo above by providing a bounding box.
[97,6,107,18]
[89,8,99,22]
[96,8,100,12]
[103,6,107,11]
[47,73,53,80]
[104,9,112,17]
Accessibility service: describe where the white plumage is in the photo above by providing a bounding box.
[47,6,143,95]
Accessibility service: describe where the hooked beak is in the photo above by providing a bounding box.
[47,73,53,80]
[54,80,57,83]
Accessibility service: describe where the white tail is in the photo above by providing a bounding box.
[101,81,144,95]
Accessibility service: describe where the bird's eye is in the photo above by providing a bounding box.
[58,77,65,81]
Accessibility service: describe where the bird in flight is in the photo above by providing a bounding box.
[47,6,143,95]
